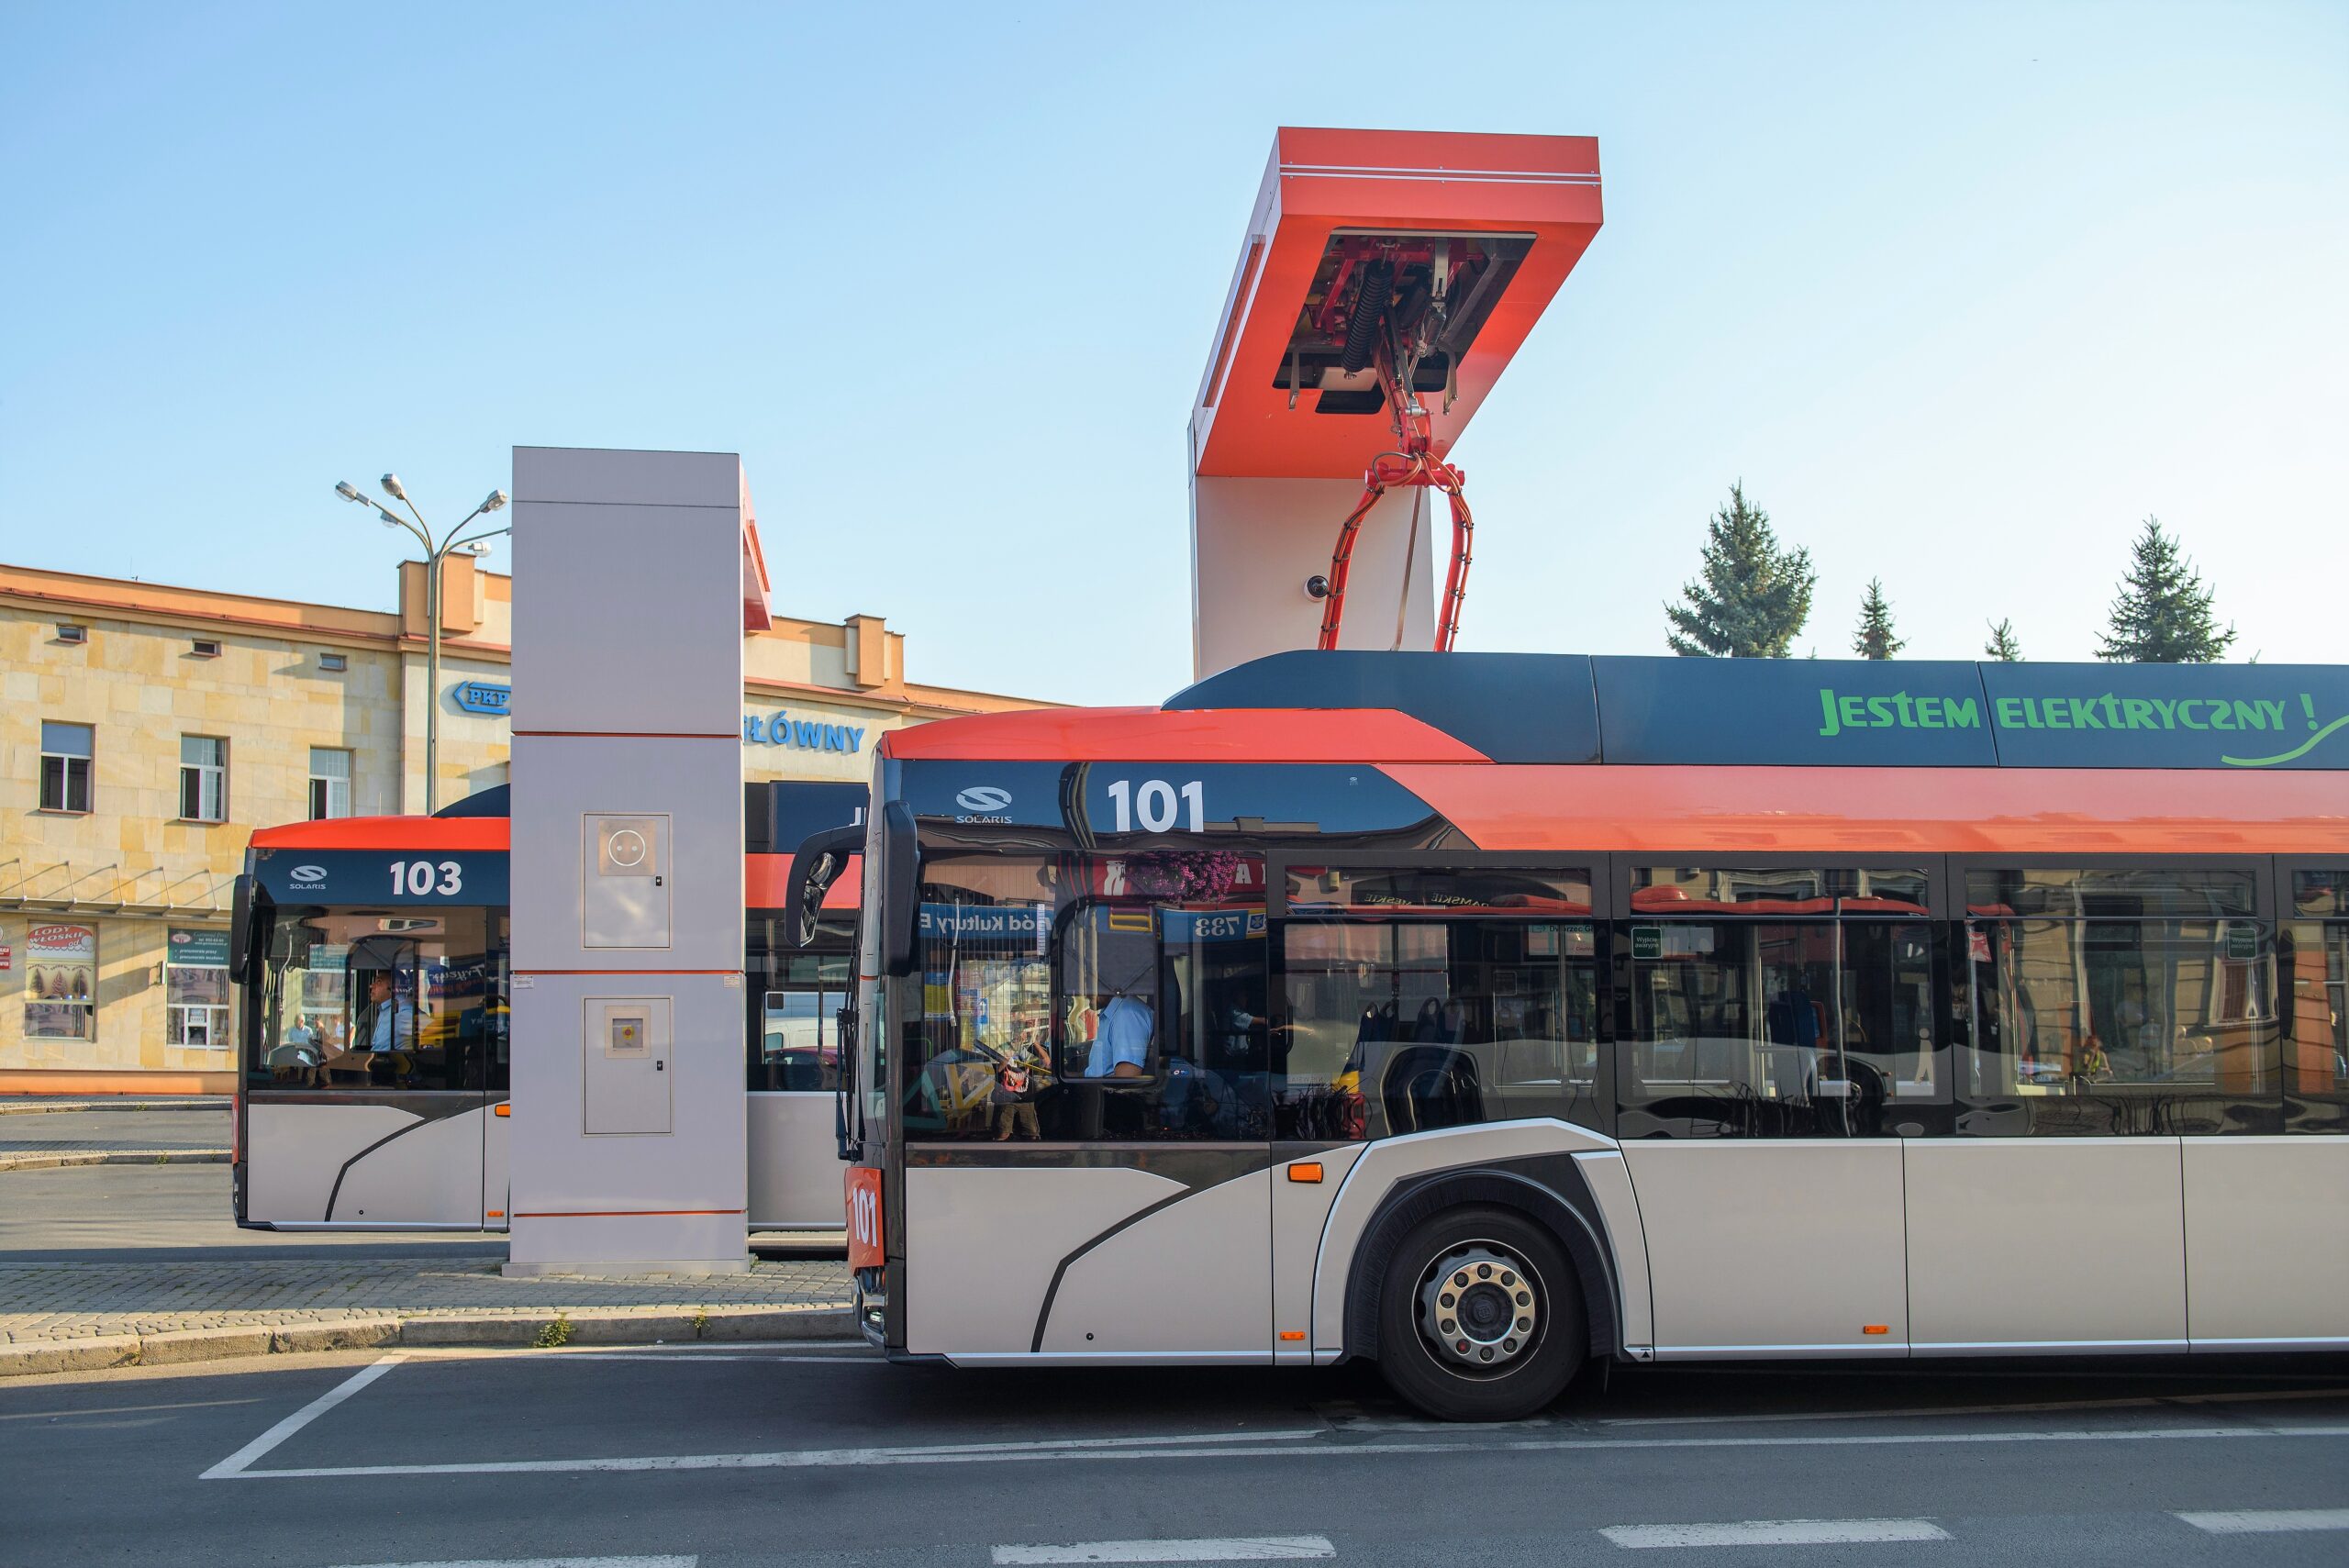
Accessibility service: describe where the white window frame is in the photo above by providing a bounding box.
[179,735,228,823]
[308,747,353,820]
[39,721,94,814]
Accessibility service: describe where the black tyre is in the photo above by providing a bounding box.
[1375,1205,1585,1422]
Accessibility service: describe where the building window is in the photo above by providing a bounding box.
[25,922,98,1041]
[179,735,228,822]
[54,622,85,645]
[190,638,222,659]
[165,929,232,1048]
[309,748,353,820]
[39,722,93,813]
[318,652,348,673]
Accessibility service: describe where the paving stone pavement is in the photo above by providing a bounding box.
[0,1255,854,1344]
[0,1107,229,1157]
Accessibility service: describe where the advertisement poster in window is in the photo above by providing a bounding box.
[25,922,98,1040]
[165,928,232,1048]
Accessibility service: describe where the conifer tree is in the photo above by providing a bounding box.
[1983,618,2022,661]
[1664,482,1815,657]
[1851,579,1904,660]
[2097,517,2236,662]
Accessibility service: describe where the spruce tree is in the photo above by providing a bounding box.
[1664,482,1815,657]
[1983,617,2022,661]
[1851,578,1904,660]
[2097,517,2236,662]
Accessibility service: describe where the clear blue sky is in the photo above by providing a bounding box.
[3,1,2343,703]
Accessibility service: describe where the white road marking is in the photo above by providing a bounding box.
[204,1418,2349,1481]
[328,1559,694,1567]
[993,1540,1334,1563]
[200,1354,405,1480]
[2176,1509,2349,1534]
[1602,1518,1951,1549]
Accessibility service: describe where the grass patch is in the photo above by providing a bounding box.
[534,1315,574,1349]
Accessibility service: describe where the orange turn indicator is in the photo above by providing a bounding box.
[1287,1162,1324,1184]
[494,1104,511,1118]
[1863,1325,1890,1336]
[1279,1330,1307,1341]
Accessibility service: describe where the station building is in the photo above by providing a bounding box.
[0,558,1053,1094]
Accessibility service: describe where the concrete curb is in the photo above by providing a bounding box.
[0,1150,230,1173]
[0,1100,231,1116]
[0,1306,857,1378]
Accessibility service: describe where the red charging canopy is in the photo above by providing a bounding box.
[1190,127,1602,481]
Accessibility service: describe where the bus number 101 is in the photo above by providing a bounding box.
[1104,778,1206,834]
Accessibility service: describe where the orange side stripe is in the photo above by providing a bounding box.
[509,1208,745,1218]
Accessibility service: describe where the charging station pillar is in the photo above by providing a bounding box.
[505,446,762,1276]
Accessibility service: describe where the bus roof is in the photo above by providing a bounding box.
[884,651,2349,773]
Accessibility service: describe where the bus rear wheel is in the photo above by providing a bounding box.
[1375,1205,1585,1422]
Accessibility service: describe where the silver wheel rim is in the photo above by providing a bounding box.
[1416,1240,1542,1375]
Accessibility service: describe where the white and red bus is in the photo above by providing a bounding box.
[813,651,2349,1420]
[229,782,862,1234]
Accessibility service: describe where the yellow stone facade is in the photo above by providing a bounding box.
[1,560,1052,1092]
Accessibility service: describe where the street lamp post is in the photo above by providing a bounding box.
[335,476,510,814]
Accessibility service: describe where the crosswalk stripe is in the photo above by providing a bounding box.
[1601,1518,1952,1549]
[2176,1509,2349,1535]
[992,1539,1336,1563]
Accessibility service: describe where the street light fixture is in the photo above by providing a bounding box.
[335,473,512,813]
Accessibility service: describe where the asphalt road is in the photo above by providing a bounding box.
[4,1343,2345,1567]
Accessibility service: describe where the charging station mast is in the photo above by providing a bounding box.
[1187,128,1603,677]
[505,446,771,1276]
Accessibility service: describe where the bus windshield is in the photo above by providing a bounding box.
[249,905,509,1093]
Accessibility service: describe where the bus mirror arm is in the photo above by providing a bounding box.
[880,801,921,978]
[228,873,267,984]
[783,825,863,950]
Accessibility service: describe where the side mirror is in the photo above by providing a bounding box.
[228,873,265,983]
[880,800,920,977]
[782,825,865,949]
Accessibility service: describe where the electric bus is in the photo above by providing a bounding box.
[806,651,2349,1420]
[229,781,863,1234]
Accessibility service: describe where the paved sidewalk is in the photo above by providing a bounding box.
[0,1254,858,1374]
[0,1106,231,1172]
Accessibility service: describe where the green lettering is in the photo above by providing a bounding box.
[1840,696,1866,730]
[2182,702,2210,730]
[2149,697,2179,729]
[1819,688,1840,737]
[1917,696,1943,728]
[2232,700,2264,730]
[1866,696,1896,727]
[1947,697,1982,729]
[2043,698,2071,729]
[2257,699,2288,730]
[2210,701,2234,730]
[2067,697,2102,729]
[2121,697,2156,729]
[1994,697,2027,729]
[2100,695,2123,728]
[1892,692,1916,727]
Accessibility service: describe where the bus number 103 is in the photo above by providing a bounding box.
[389,860,463,896]
[1104,778,1205,834]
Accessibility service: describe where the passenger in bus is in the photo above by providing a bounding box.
[358,970,417,1087]
[1085,993,1152,1078]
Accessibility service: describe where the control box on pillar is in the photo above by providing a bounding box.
[1187,128,1603,678]
[505,446,774,1276]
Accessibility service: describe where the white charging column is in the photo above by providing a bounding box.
[505,447,751,1276]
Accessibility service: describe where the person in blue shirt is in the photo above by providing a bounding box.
[1085,993,1153,1078]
